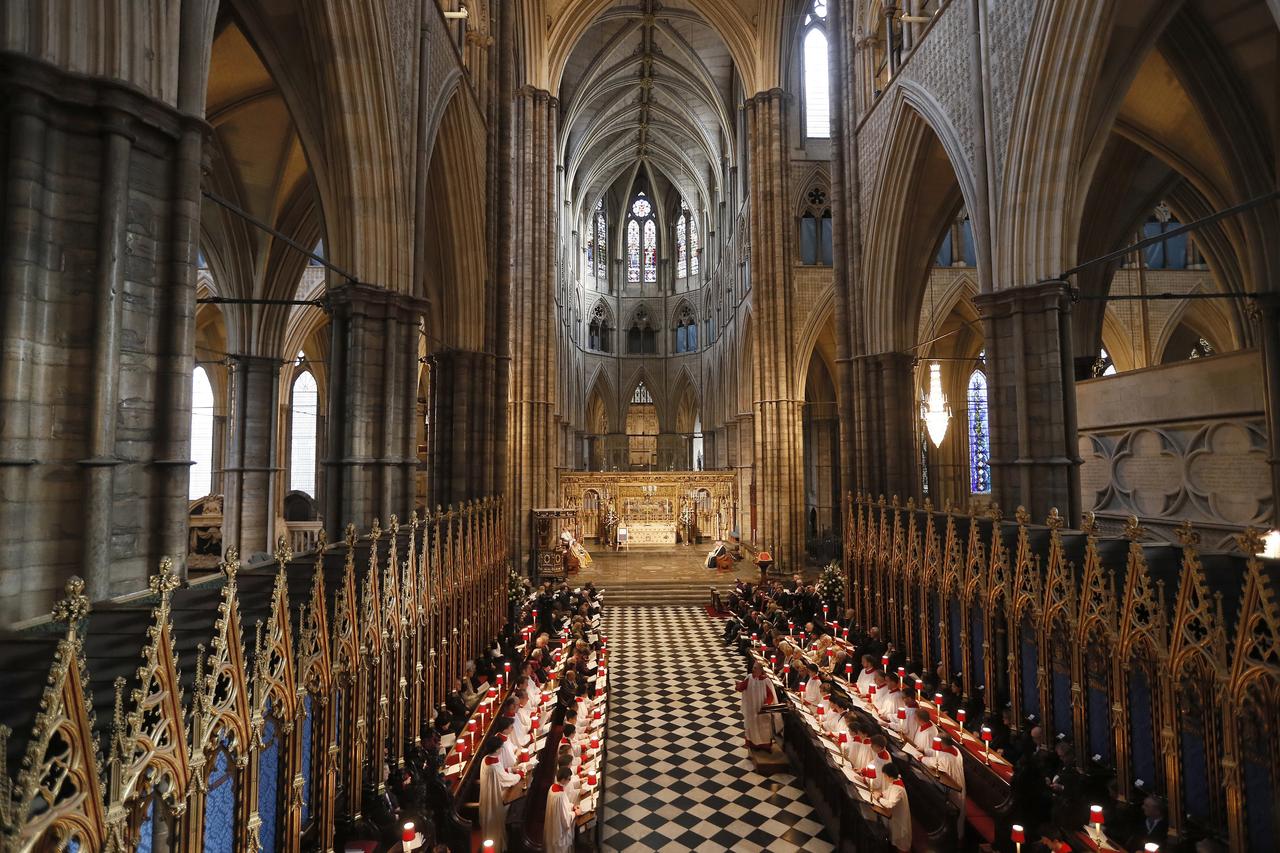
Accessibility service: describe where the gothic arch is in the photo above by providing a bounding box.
[668,365,701,434]
[863,89,983,352]
[793,288,837,397]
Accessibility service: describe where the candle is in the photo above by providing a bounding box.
[825,648,833,659]
[519,750,530,763]
[1011,824,1025,843]
[504,661,511,675]
[932,736,942,751]
[532,609,538,622]
[897,666,905,679]
[842,628,849,640]
[1090,805,1104,825]
[981,726,992,742]
[788,621,794,634]
[593,709,602,720]
[770,655,778,666]
[864,763,877,781]
[1143,845,1159,852]
[590,738,599,750]
[897,707,906,721]
[587,772,597,786]
[751,632,758,642]
[483,842,495,851]
[934,692,943,705]
[868,685,876,698]
[823,604,829,617]
[845,663,853,677]
[957,708,967,724]
[783,663,790,675]
[816,705,825,717]
[596,687,604,698]
[838,732,848,745]
[881,654,889,667]
[403,822,416,843]
[468,718,479,733]
[915,678,924,691]
[496,674,504,689]
[531,718,539,731]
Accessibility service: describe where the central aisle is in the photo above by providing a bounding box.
[599,606,836,852]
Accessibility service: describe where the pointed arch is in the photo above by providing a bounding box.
[584,365,618,435]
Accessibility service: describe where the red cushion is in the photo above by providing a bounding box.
[965,799,996,843]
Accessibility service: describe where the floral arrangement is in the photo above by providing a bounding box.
[817,560,846,608]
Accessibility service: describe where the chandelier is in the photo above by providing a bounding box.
[920,361,951,447]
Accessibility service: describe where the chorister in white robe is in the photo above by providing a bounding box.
[480,755,521,852]
[932,745,967,837]
[512,708,531,746]
[525,676,541,705]
[803,676,823,705]
[912,720,939,755]
[498,736,519,771]
[737,673,776,748]
[822,706,845,737]
[843,734,868,766]
[900,704,922,741]
[876,688,904,719]
[878,780,911,852]
[855,667,878,694]
[544,784,577,853]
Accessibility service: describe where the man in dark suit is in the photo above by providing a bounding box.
[1125,795,1169,850]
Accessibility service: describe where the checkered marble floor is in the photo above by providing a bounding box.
[600,607,835,852]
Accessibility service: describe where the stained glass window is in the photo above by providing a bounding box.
[258,706,281,853]
[626,191,657,285]
[190,367,214,499]
[626,220,640,282]
[643,220,656,282]
[967,369,991,494]
[688,210,700,275]
[202,743,237,853]
[137,797,155,853]
[676,214,687,278]
[290,370,318,496]
[595,202,607,278]
[300,694,314,825]
[802,4,830,138]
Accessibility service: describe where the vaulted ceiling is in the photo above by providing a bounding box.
[559,0,739,220]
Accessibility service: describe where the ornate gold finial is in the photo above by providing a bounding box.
[987,502,1003,523]
[1015,505,1031,526]
[1080,511,1098,535]
[344,523,357,549]
[51,576,91,627]
[1123,516,1147,541]
[150,557,180,598]
[409,509,419,529]
[906,497,917,511]
[389,514,400,536]
[370,518,383,541]
[1045,507,1064,531]
[1237,526,1264,557]
[274,535,293,568]
[922,498,933,513]
[222,548,240,581]
[1173,520,1201,548]
[315,526,328,553]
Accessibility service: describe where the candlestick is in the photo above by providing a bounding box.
[770,655,778,666]
[1011,823,1024,853]
[915,678,924,691]
[842,628,848,640]
[1143,845,1159,853]
[1089,804,1105,842]
[483,841,495,851]
[957,708,967,725]
[844,663,853,677]
[881,654,889,668]
[981,726,992,763]
[897,666,905,679]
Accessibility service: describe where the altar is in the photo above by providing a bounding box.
[558,471,738,545]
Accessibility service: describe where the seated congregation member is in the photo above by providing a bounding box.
[446,679,470,720]
[873,762,911,853]
[737,660,777,750]
[875,672,905,719]
[480,745,525,852]
[898,687,922,739]
[1124,794,1169,850]
[544,765,580,853]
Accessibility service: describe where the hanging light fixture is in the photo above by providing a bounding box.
[920,360,951,447]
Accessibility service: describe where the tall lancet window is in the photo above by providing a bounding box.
[676,210,688,278]
[688,207,700,275]
[627,220,641,282]
[290,367,318,496]
[594,199,608,278]
[190,367,215,499]
[803,1,830,138]
[967,358,991,494]
[627,192,657,284]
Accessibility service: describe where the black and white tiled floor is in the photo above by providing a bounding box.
[600,607,835,852]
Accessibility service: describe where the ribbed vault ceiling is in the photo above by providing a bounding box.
[560,0,737,218]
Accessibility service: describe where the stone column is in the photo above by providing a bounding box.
[0,55,203,622]
[745,89,806,568]
[852,351,919,501]
[222,354,282,560]
[324,283,427,536]
[426,348,501,505]
[506,87,559,570]
[974,280,1082,522]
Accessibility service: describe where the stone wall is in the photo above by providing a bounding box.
[1077,349,1269,550]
